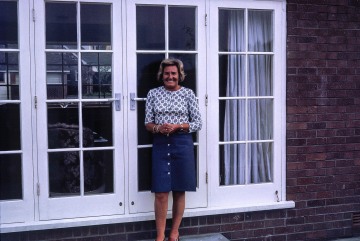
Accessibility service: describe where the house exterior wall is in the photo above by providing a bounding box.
[1,0,359,240]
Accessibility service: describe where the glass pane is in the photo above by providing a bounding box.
[137,54,165,98]
[46,2,77,49]
[82,53,112,99]
[219,55,245,97]
[219,100,245,142]
[0,1,18,48]
[168,54,197,92]
[248,10,273,52]
[46,52,79,99]
[248,142,273,183]
[137,101,151,145]
[0,104,20,151]
[0,52,19,100]
[0,154,22,200]
[136,6,165,50]
[219,9,245,52]
[138,148,152,191]
[47,103,79,149]
[82,102,112,147]
[84,150,113,194]
[81,4,111,50]
[248,55,273,96]
[219,144,246,186]
[49,151,80,197]
[248,99,273,140]
[169,7,196,50]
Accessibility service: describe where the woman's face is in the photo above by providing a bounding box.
[162,65,180,91]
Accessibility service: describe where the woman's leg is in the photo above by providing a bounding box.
[155,192,169,241]
[169,191,185,240]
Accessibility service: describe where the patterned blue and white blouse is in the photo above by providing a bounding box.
[145,86,202,133]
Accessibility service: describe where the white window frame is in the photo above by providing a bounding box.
[0,0,294,233]
[207,0,288,208]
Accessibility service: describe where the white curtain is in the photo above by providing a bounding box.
[224,10,273,185]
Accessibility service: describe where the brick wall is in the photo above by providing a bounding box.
[1,1,359,241]
[285,0,360,240]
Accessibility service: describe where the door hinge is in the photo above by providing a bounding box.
[34,96,38,109]
[205,94,208,106]
[206,172,208,184]
[37,183,40,196]
[32,8,36,22]
[205,14,208,26]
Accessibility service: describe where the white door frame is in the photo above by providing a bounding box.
[34,0,125,220]
[0,0,35,224]
[126,0,208,213]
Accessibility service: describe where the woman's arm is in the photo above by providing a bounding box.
[187,89,202,132]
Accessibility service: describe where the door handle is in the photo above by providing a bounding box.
[130,93,146,111]
[115,93,121,111]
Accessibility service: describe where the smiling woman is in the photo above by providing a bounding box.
[144,58,202,241]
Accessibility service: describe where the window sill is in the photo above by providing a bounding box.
[1,201,295,233]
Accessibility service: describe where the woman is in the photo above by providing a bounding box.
[145,58,202,241]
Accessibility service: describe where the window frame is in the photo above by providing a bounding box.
[206,0,287,207]
[0,0,294,233]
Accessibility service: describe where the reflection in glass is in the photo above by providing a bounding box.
[219,9,245,52]
[0,1,18,48]
[168,54,197,92]
[136,54,165,98]
[82,102,112,147]
[47,103,79,149]
[248,99,273,140]
[169,7,196,50]
[0,104,20,151]
[137,101,150,146]
[81,4,111,50]
[220,144,245,186]
[81,53,112,99]
[138,148,152,191]
[49,151,80,197]
[0,52,19,100]
[248,142,272,183]
[248,55,273,96]
[46,52,78,99]
[136,6,165,50]
[46,2,77,49]
[84,150,113,194]
[219,99,245,142]
[248,10,273,52]
[219,55,245,97]
[0,154,22,200]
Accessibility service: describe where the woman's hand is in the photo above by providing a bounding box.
[160,123,178,135]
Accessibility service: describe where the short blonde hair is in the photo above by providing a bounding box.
[157,58,186,82]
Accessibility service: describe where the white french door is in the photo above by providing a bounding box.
[35,0,125,220]
[0,0,34,224]
[126,0,207,213]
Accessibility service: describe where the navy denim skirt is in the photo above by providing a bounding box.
[151,132,196,193]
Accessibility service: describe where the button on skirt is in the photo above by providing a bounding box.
[151,133,196,193]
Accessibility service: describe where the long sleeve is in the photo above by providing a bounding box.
[144,90,155,124]
[187,89,202,133]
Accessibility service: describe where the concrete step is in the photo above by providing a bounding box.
[142,233,229,241]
